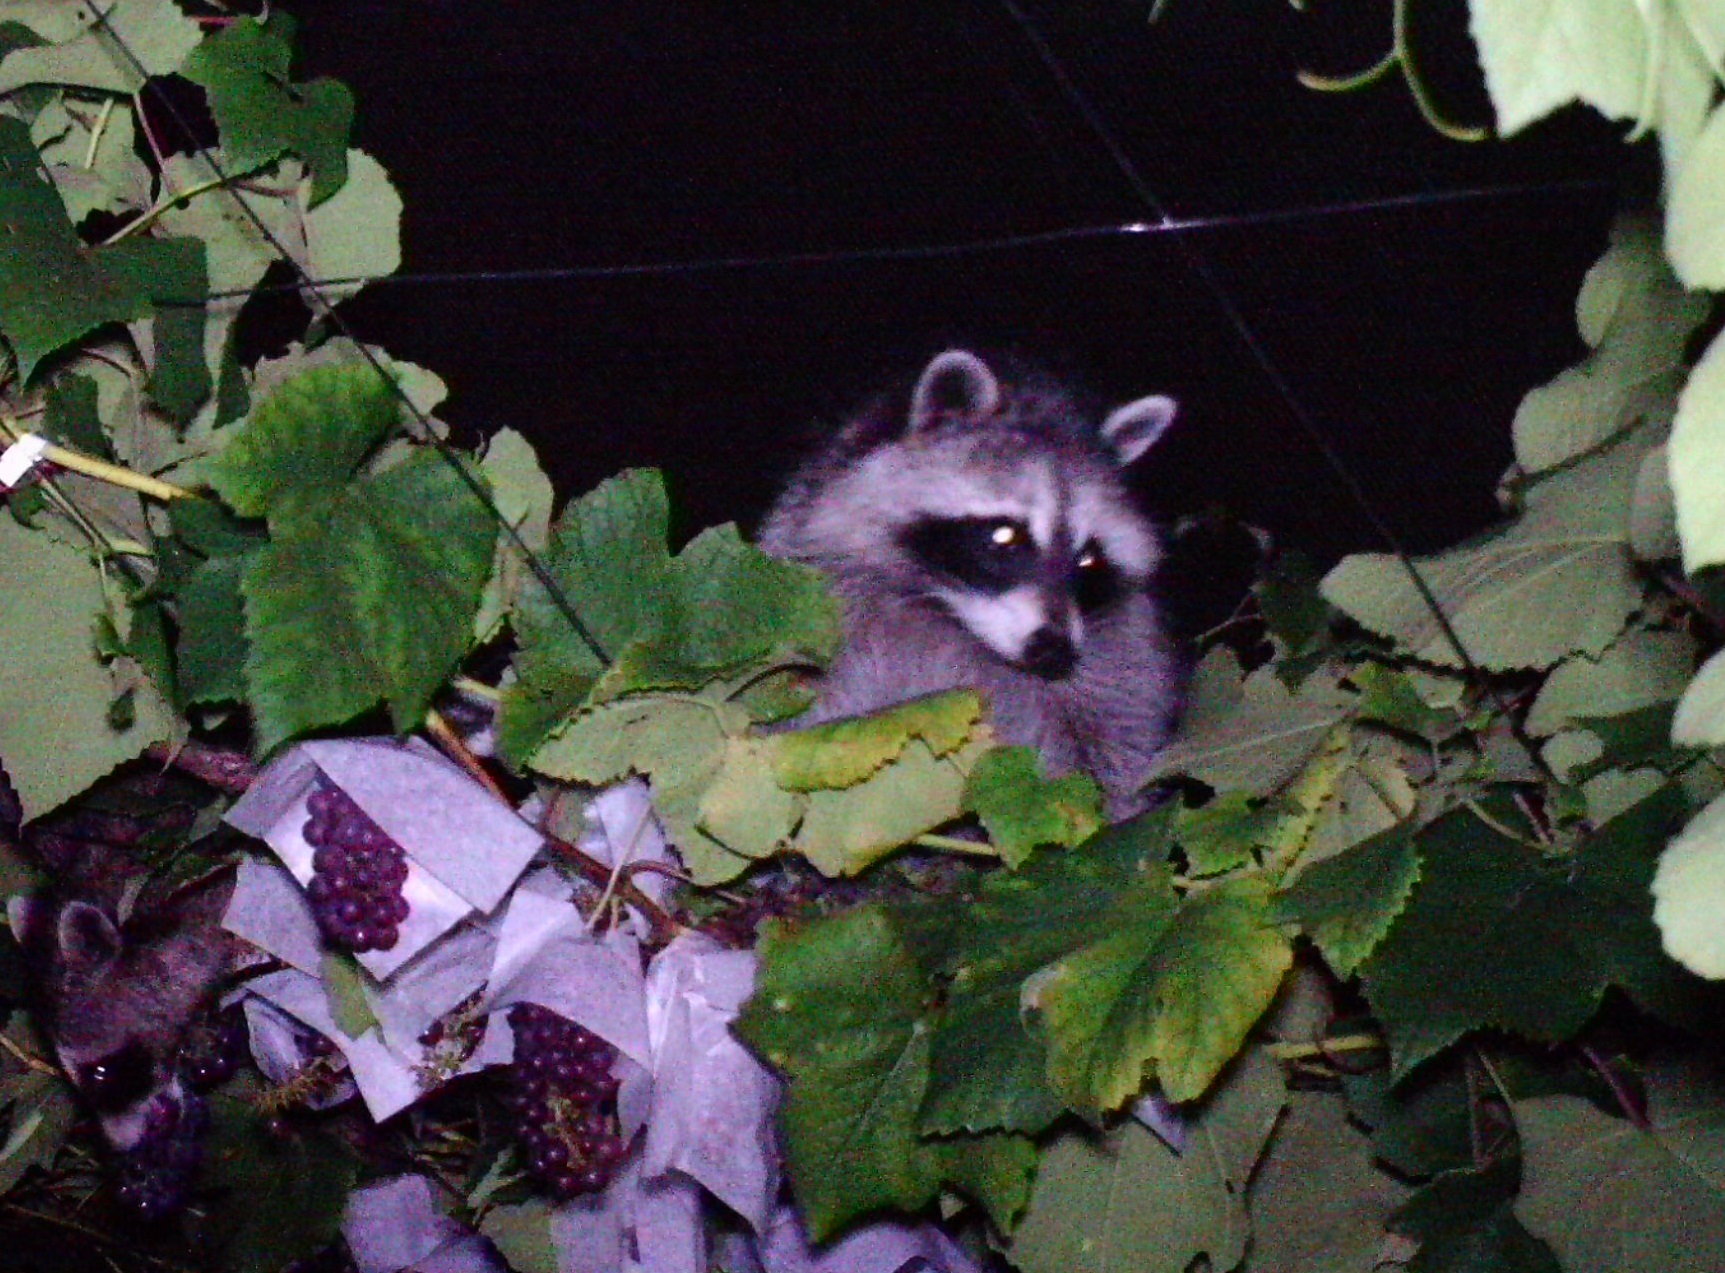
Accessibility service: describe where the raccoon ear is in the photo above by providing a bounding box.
[57,901,122,972]
[909,350,1001,431]
[1100,394,1178,465]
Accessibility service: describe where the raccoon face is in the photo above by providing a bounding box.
[788,350,1177,680]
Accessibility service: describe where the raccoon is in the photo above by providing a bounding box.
[760,349,1183,816]
[12,843,236,1152]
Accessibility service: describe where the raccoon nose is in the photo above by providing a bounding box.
[1021,626,1076,680]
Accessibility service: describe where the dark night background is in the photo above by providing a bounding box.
[278,0,1639,622]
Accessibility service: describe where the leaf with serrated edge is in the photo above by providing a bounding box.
[1173,792,1273,877]
[697,738,800,859]
[1674,648,1725,746]
[241,452,492,752]
[962,746,1102,868]
[792,735,984,876]
[1004,1118,1245,1273]
[1653,792,1725,979]
[1148,647,1351,795]
[772,691,981,791]
[1279,824,1419,977]
[1527,629,1696,737]
[473,428,553,643]
[0,520,175,820]
[1322,437,1646,671]
[1671,329,1725,574]
[176,552,251,705]
[1516,1094,1725,1273]
[1031,878,1292,1109]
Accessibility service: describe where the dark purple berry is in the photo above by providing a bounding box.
[301,777,411,954]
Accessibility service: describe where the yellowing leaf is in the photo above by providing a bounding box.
[770,691,981,791]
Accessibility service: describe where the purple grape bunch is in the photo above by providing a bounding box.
[114,1091,209,1222]
[505,1003,627,1199]
[303,777,411,952]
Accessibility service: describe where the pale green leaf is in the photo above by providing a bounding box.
[1673,647,1725,745]
[0,1069,75,1194]
[1469,0,1650,136]
[792,736,983,876]
[477,1202,560,1273]
[1652,792,1725,978]
[0,520,174,820]
[1516,1094,1725,1272]
[33,92,150,222]
[1321,439,1646,670]
[1668,98,1725,289]
[1527,629,1696,736]
[771,690,981,791]
[301,148,400,303]
[1629,442,1680,560]
[320,951,378,1039]
[473,428,553,643]
[697,739,800,859]
[0,0,199,95]
[1671,329,1725,573]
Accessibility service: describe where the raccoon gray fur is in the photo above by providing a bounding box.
[13,844,236,1151]
[760,349,1183,817]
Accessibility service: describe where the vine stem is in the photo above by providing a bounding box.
[0,416,193,502]
[913,833,997,855]
[102,172,234,244]
[0,1031,59,1077]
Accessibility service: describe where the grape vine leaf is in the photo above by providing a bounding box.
[1672,648,1725,746]
[1671,328,1725,574]
[1629,441,1680,561]
[105,234,211,424]
[962,745,1102,867]
[34,91,151,224]
[473,428,553,644]
[180,14,354,204]
[240,450,494,752]
[0,0,200,95]
[478,1201,560,1273]
[0,1067,76,1195]
[1511,216,1706,474]
[0,116,154,379]
[1278,823,1419,977]
[1173,792,1274,877]
[175,551,251,705]
[1391,1159,1560,1273]
[1525,629,1695,737]
[206,362,399,518]
[1468,0,1651,136]
[736,907,1015,1242]
[1361,787,1704,1076]
[1667,97,1725,290]
[773,691,980,791]
[301,148,401,304]
[1515,1094,1725,1272]
[1341,1065,1476,1180]
[1652,792,1725,979]
[1147,647,1351,795]
[1322,436,1646,671]
[0,519,175,820]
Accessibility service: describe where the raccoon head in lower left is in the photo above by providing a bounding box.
[15,888,232,1150]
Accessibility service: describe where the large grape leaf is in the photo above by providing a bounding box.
[962,745,1103,867]
[179,14,354,204]
[0,0,199,95]
[1511,217,1706,473]
[0,116,153,379]
[1361,787,1705,1075]
[1525,628,1696,737]
[0,520,175,820]
[1278,823,1420,977]
[301,148,401,304]
[1322,437,1645,671]
[240,451,493,752]
[772,690,980,790]
[1469,0,1650,136]
[1671,328,1725,574]
[1147,647,1351,795]
[735,907,1014,1242]
[1515,1094,1725,1273]
[1031,877,1291,1109]
[472,427,553,643]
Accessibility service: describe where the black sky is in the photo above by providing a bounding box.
[280,1,1637,574]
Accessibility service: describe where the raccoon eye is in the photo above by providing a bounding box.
[1073,541,1124,614]
[76,1042,156,1113]
[901,517,1036,592]
[989,522,1024,548]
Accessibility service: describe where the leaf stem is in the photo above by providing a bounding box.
[0,1031,60,1077]
[0,419,192,502]
[1267,1033,1382,1060]
[913,833,997,856]
[102,171,235,244]
[82,97,116,170]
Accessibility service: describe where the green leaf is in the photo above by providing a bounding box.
[1342,1065,1476,1179]
[1032,877,1292,1109]
[1173,791,1275,876]
[0,116,151,379]
[1511,217,1706,473]
[302,148,401,302]
[1392,1159,1561,1273]
[1667,96,1725,289]
[1255,549,1331,657]
[478,1201,560,1273]
[174,552,249,705]
[240,451,493,752]
[936,1131,1037,1232]
[792,734,981,876]
[1322,437,1646,671]
[962,746,1102,867]
[696,738,800,859]
[1148,647,1351,795]
[41,374,108,458]
[103,234,210,423]
[0,520,175,820]
[1469,0,1651,136]
[1350,662,1460,740]
[1515,1094,1725,1273]
[1672,328,1725,574]
[1279,823,1420,977]
[200,1088,360,1273]
[179,15,354,203]
[1527,629,1695,736]
[1653,791,1725,980]
[320,951,378,1038]
[0,0,200,96]
[207,362,399,519]
[736,908,947,1241]
[772,691,981,791]
[473,427,553,643]
[1003,1118,1246,1273]
[1673,647,1725,746]
[0,1068,75,1194]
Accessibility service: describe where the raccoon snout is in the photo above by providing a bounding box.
[1020,626,1077,680]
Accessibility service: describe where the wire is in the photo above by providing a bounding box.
[83,2,611,667]
[992,0,1557,777]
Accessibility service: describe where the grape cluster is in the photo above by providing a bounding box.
[303,777,411,952]
[505,1003,627,1199]
[114,1093,209,1223]
[178,1004,249,1091]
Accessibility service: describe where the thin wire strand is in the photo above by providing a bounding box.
[165,177,1606,304]
[84,3,610,666]
[992,0,1555,776]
